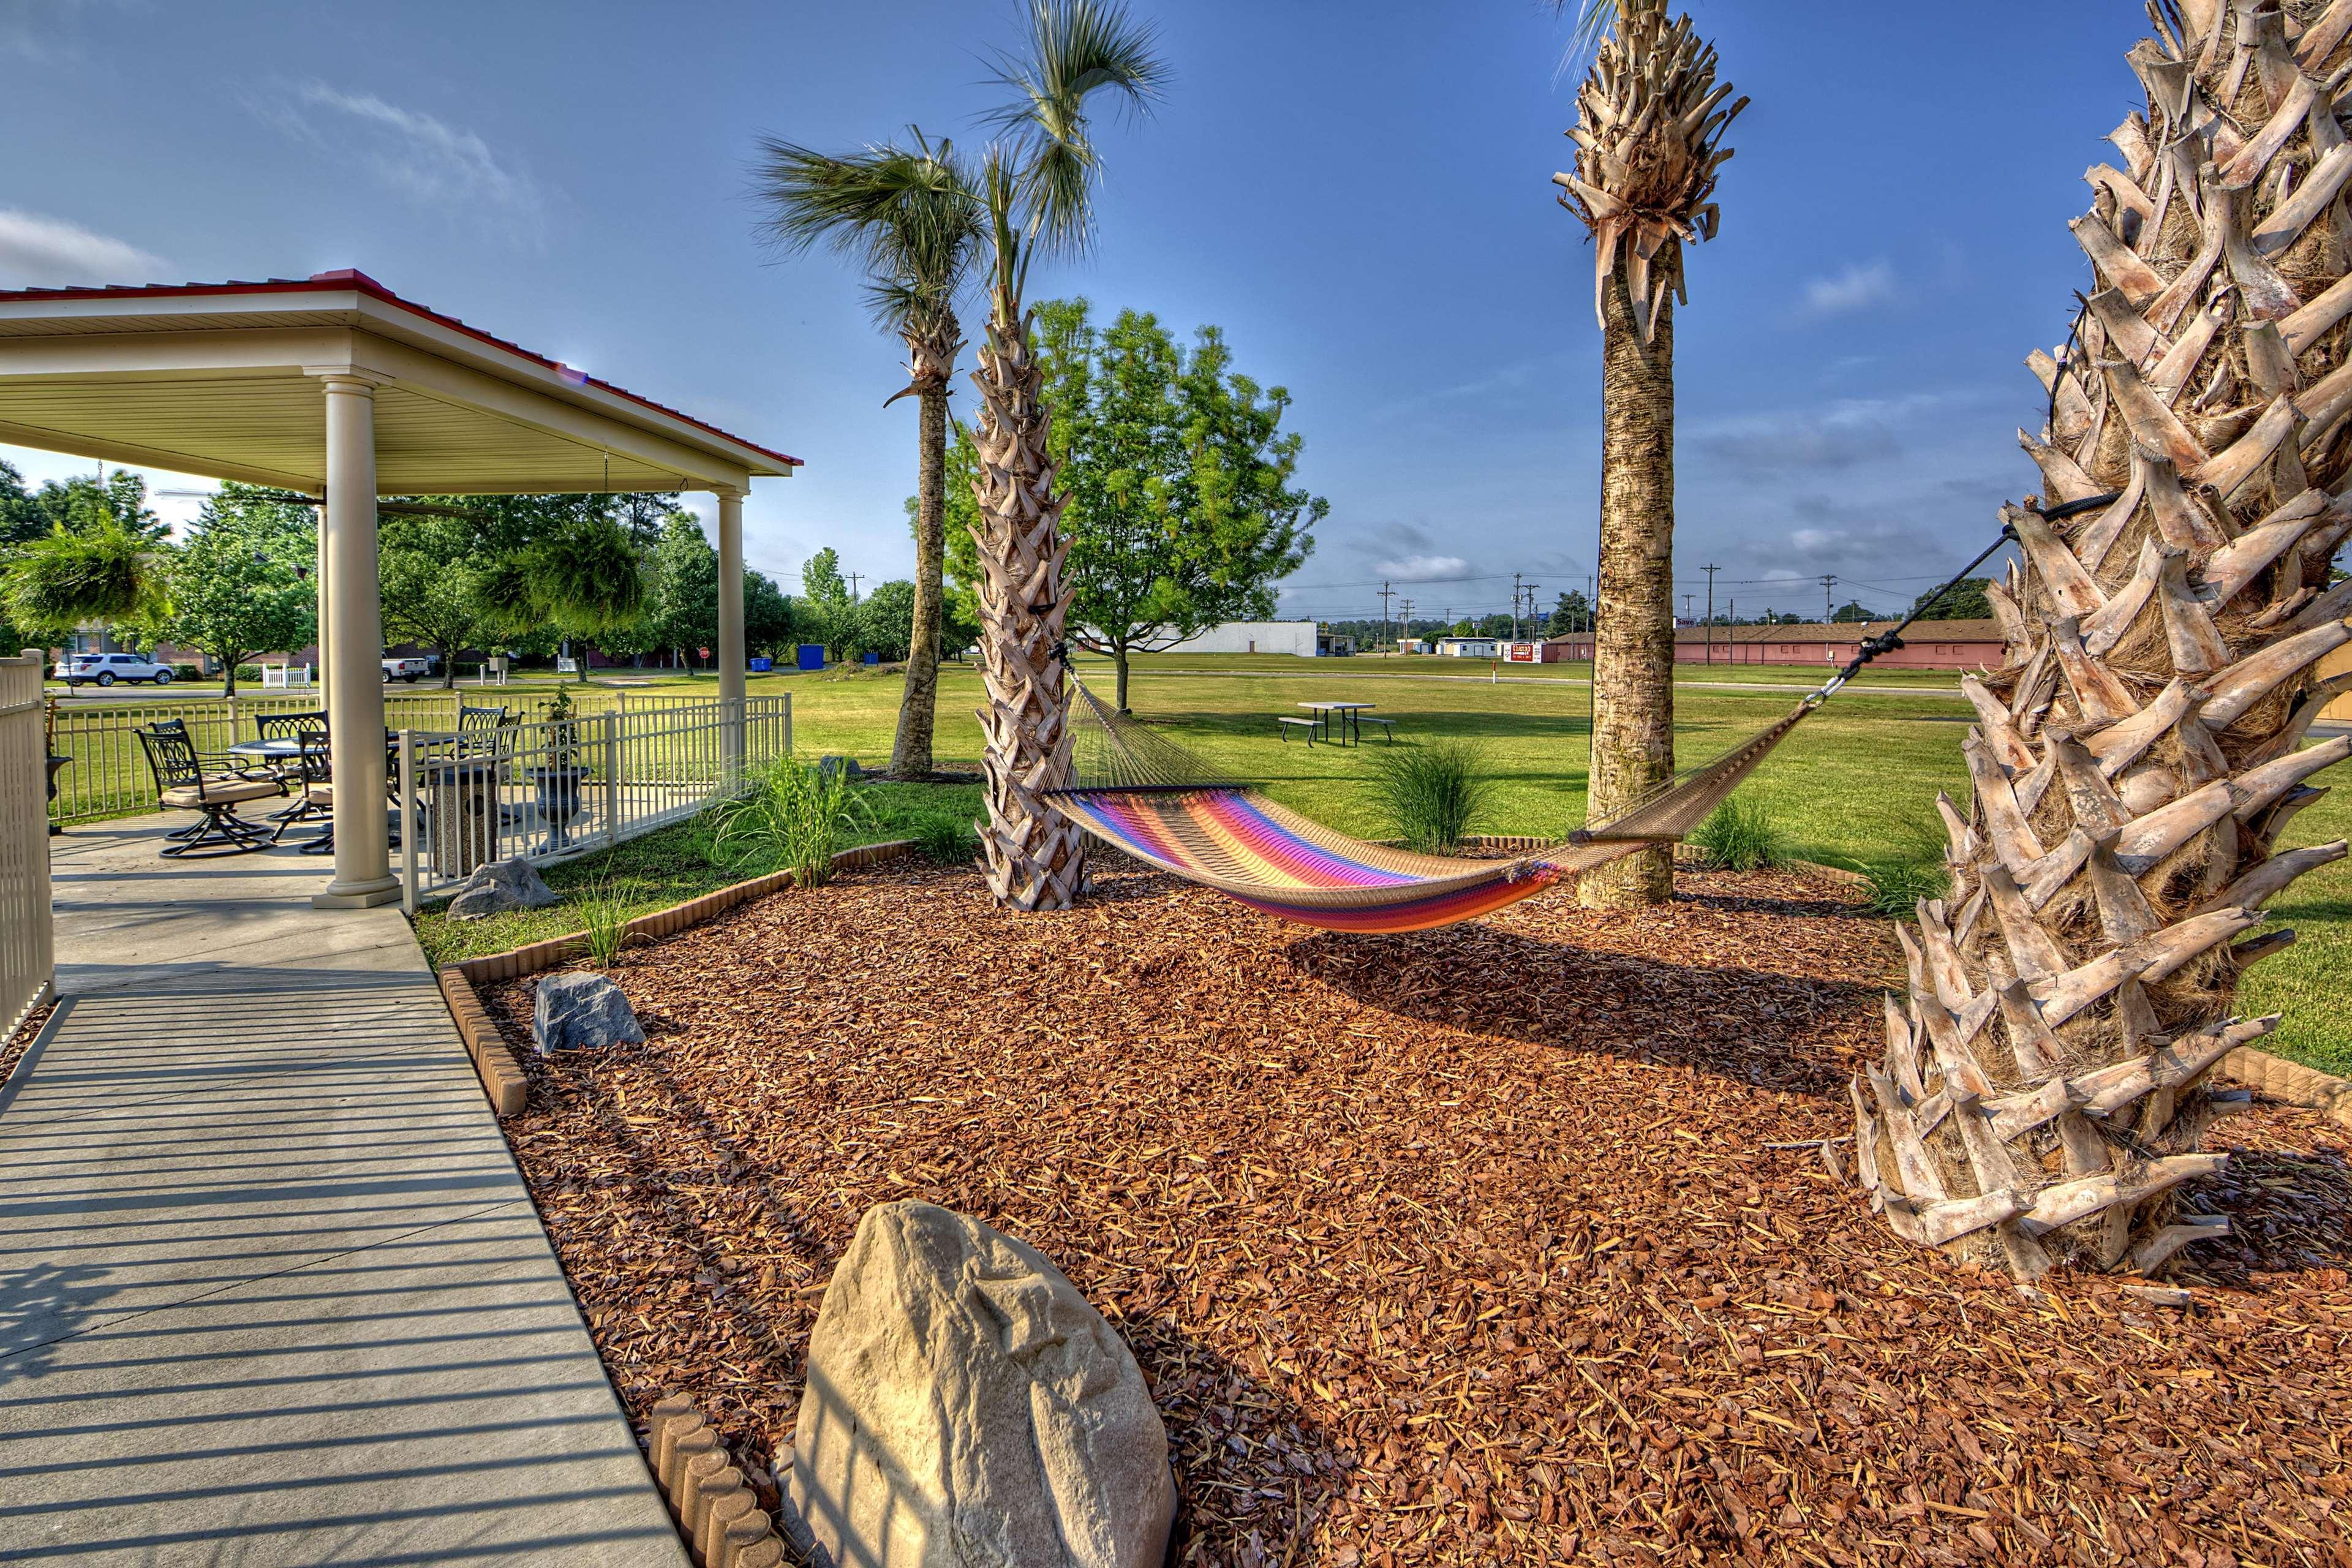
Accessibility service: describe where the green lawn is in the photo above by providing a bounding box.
[406,654,2350,1076]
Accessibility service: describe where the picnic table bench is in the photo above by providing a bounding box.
[1275,715,1319,744]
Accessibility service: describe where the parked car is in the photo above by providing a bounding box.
[382,654,439,683]
[61,652,175,687]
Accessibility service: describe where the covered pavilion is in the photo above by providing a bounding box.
[0,270,798,906]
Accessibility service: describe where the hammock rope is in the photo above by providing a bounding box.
[1041,529,2013,933]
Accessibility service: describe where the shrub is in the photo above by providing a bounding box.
[1691,797,1790,873]
[233,663,263,682]
[707,751,875,886]
[574,876,637,967]
[171,663,202,681]
[1368,741,1491,852]
[913,812,978,865]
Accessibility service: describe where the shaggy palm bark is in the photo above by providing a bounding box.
[1555,0,1742,908]
[889,326,959,777]
[970,297,1087,910]
[1587,268,1678,905]
[1853,0,2352,1280]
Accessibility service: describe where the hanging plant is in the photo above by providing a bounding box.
[3,524,171,634]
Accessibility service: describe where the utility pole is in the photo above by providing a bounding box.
[1511,572,1525,641]
[1681,592,1695,624]
[1400,598,1415,646]
[1702,563,1719,666]
[1820,573,1836,625]
[846,571,865,603]
[1378,581,1395,654]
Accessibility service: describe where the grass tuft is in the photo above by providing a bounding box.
[1691,797,1790,873]
[706,752,876,887]
[574,876,637,967]
[913,813,978,865]
[1368,741,1492,852]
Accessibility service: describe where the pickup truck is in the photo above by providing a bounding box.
[382,655,439,683]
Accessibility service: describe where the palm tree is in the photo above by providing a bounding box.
[752,130,984,778]
[1553,0,1744,908]
[1853,2,2352,1280]
[964,0,1167,911]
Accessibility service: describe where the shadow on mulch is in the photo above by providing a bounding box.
[1292,922,1876,1098]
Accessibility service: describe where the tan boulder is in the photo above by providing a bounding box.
[786,1200,1175,1568]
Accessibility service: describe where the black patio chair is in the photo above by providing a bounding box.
[143,720,255,841]
[137,724,285,858]
[290,731,406,856]
[458,705,510,756]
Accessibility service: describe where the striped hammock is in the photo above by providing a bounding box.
[1056,704,1813,933]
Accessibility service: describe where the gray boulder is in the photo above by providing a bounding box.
[816,754,862,785]
[532,971,646,1055]
[788,1201,1174,1568]
[446,857,558,921]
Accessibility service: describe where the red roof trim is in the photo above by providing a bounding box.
[0,270,801,471]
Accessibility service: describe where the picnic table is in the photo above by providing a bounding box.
[1299,700,1374,745]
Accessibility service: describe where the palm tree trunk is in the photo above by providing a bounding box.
[970,301,1087,910]
[1582,260,1678,909]
[891,380,949,776]
[1854,3,2352,1280]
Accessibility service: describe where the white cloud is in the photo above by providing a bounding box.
[253,81,546,239]
[0,209,168,288]
[1373,554,1470,581]
[1798,260,1900,320]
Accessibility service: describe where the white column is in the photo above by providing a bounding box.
[715,487,746,773]
[314,375,399,909]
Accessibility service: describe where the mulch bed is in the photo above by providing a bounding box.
[484,861,2352,1567]
[0,999,55,1092]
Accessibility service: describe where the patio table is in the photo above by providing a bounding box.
[1298,700,1374,745]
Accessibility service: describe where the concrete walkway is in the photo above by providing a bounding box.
[0,820,687,1566]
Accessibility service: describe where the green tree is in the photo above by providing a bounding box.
[1907,576,1994,621]
[754,126,984,776]
[855,579,919,660]
[164,486,317,695]
[21,469,167,541]
[801,547,855,659]
[1546,589,1591,636]
[648,512,720,672]
[380,513,499,690]
[1830,600,1874,624]
[745,568,797,658]
[944,299,1319,710]
[1,459,44,548]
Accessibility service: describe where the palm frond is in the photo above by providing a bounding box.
[982,0,1168,260]
[748,129,984,337]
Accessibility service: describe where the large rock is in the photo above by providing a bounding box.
[445,857,557,921]
[532,971,645,1055]
[786,1201,1174,1568]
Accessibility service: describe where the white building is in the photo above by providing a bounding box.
[1436,636,1502,657]
[1154,619,1347,657]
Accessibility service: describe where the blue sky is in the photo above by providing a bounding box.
[2,0,2141,624]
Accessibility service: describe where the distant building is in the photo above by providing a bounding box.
[1667,619,2005,671]
[1435,636,1501,658]
[1155,619,1348,657]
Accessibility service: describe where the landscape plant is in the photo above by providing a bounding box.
[1689,796,1788,873]
[709,751,877,888]
[1853,0,2352,1280]
[575,875,638,967]
[753,127,982,777]
[1368,741,1493,853]
[1555,0,1743,908]
[964,0,1167,910]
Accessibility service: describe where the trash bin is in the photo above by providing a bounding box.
[750,655,773,673]
[862,651,881,666]
[429,758,500,879]
[796,644,826,671]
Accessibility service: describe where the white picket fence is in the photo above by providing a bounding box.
[395,695,791,910]
[1,649,55,1039]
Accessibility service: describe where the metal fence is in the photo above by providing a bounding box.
[396,695,791,910]
[43,686,752,825]
[2,649,55,1038]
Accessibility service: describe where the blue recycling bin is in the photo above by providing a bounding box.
[796,644,826,671]
[862,651,881,666]
[750,655,772,673]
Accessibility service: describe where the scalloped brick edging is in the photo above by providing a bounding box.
[2219,1046,2352,1132]
[434,840,918,1115]
[645,1394,792,1568]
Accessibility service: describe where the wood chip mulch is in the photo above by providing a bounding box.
[0,999,55,1092]
[483,861,2352,1567]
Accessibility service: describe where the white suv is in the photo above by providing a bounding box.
[62,652,175,688]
